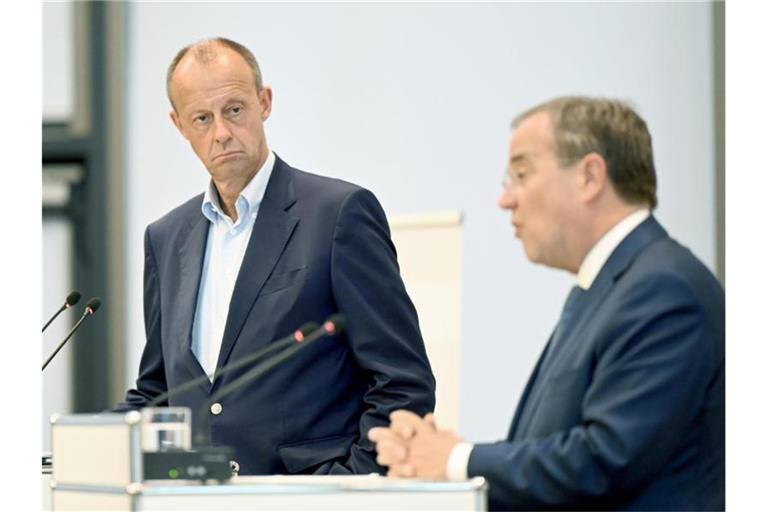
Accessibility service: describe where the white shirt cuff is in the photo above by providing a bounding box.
[446,441,474,481]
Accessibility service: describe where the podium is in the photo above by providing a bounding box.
[47,411,488,510]
[52,475,487,510]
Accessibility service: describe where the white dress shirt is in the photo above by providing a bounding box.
[191,151,276,379]
[446,208,651,481]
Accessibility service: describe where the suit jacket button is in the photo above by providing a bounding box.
[210,402,223,415]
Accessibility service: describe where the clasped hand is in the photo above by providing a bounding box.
[368,410,462,479]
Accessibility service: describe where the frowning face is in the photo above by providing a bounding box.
[169,45,273,186]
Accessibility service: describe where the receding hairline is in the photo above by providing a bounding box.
[511,101,559,130]
[166,37,264,110]
[509,96,658,209]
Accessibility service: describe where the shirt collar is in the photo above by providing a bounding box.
[201,150,276,224]
[576,208,651,290]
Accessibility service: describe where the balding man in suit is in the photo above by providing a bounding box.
[116,37,435,476]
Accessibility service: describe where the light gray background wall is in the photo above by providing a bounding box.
[125,2,716,441]
[42,1,73,122]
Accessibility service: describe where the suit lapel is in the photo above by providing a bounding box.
[507,331,555,440]
[214,158,299,372]
[511,216,668,439]
[177,213,211,383]
[511,288,594,438]
[562,217,668,340]
[600,215,667,284]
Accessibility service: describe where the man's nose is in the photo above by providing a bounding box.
[213,118,233,145]
[498,186,517,211]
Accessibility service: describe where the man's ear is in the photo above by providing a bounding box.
[580,152,608,203]
[258,86,273,121]
[169,109,189,141]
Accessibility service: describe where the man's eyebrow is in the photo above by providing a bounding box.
[224,95,247,105]
[509,154,528,166]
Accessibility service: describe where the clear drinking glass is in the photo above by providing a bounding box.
[141,407,192,452]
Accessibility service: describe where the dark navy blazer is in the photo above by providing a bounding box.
[116,156,436,475]
[469,216,724,510]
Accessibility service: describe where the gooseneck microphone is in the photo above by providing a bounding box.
[146,322,320,408]
[140,323,320,483]
[42,297,101,371]
[194,314,346,445]
[209,315,345,406]
[42,291,81,333]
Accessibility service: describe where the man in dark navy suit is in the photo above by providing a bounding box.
[115,37,435,475]
[370,97,724,510]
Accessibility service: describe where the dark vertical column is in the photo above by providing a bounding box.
[43,1,127,412]
[104,2,128,405]
[71,0,111,412]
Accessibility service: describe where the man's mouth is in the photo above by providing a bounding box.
[213,151,243,161]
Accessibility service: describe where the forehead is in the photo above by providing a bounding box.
[508,111,557,161]
[171,46,255,108]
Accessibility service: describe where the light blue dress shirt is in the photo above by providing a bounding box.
[191,151,276,379]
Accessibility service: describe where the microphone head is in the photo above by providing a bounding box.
[65,291,81,307]
[323,314,346,335]
[294,322,320,343]
[85,297,102,314]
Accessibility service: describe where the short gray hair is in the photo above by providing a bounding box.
[166,37,264,110]
[514,96,657,209]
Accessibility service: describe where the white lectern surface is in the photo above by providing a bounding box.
[49,412,487,510]
[53,474,487,511]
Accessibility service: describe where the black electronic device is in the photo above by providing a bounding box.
[142,446,235,482]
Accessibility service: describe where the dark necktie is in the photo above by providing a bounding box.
[506,284,588,440]
[540,285,586,372]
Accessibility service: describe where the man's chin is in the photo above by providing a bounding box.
[207,161,254,179]
[522,244,541,265]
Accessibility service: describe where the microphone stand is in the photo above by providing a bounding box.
[146,323,319,408]
[42,299,100,371]
[193,316,344,446]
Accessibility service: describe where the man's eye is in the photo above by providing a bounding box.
[229,106,242,115]
[516,171,527,181]
[194,114,209,124]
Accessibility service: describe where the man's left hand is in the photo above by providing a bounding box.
[371,410,462,479]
